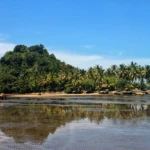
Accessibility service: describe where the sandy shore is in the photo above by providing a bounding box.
[4,90,149,99]
[5,92,113,98]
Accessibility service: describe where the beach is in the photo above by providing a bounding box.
[4,90,149,99]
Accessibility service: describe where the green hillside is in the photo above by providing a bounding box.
[0,44,150,94]
[0,44,79,93]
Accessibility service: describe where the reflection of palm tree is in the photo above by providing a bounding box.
[0,103,149,144]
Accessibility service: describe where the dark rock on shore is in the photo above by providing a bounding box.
[112,91,123,95]
[99,91,109,94]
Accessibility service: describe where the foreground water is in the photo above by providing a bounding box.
[0,95,150,150]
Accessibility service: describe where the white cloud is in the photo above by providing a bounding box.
[0,33,15,56]
[49,49,103,69]
[48,49,150,69]
[0,42,149,70]
[0,42,15,56]
[83,45,94,49]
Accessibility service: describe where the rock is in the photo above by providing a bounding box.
[122,91,133,95]
[0,93,6,100]
[113,91,123,95]
[136,93,145,95]
[37,92,41,95]
[143,91,149,94]
[99,90,109,94]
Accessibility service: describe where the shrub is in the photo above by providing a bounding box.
[65,87,73,93]
[115,79,128,91]
[64,84,73,93]
[139,82,147,91]
[125,84,134,91]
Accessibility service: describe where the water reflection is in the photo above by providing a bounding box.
[0,97,150,149]
[0,103,149,143]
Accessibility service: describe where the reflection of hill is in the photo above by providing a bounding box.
[0,104,149,143]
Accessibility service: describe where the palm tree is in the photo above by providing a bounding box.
[105,68,113,77]
[87,67,94,78]
[118,64,127,79]
[69,69,83,93]
[93,65,105,91]
[128,62,138,82]
[137,66,145,82]
[145,65,150,83]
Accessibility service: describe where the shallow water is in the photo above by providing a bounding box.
[0,95,150,150]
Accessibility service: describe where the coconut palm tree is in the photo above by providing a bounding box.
[118,64,128,79]
[93,65,105,91]
[128,62,138,83]
[145,65,150,83]
[110,65,118,77]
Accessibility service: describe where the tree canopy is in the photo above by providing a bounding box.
[0,44,150,93]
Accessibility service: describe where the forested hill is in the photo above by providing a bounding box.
[0,44,150,94]
[0,44,80,93]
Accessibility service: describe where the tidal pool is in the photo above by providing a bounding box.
[0,95,150,150]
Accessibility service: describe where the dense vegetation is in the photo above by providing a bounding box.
[0,44,150,93]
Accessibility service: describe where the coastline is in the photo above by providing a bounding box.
[4,90,149,99]
[5,92,112,98]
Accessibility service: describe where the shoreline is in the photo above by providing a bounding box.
[6,93,113,98]
[4,90,149,99]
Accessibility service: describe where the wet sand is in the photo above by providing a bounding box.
[0,96,150,150]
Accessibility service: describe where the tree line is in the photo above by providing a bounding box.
[0,44,150,93]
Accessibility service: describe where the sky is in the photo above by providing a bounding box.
[0,0,150,69]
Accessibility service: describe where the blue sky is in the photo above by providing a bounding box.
[0,0,150,69]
